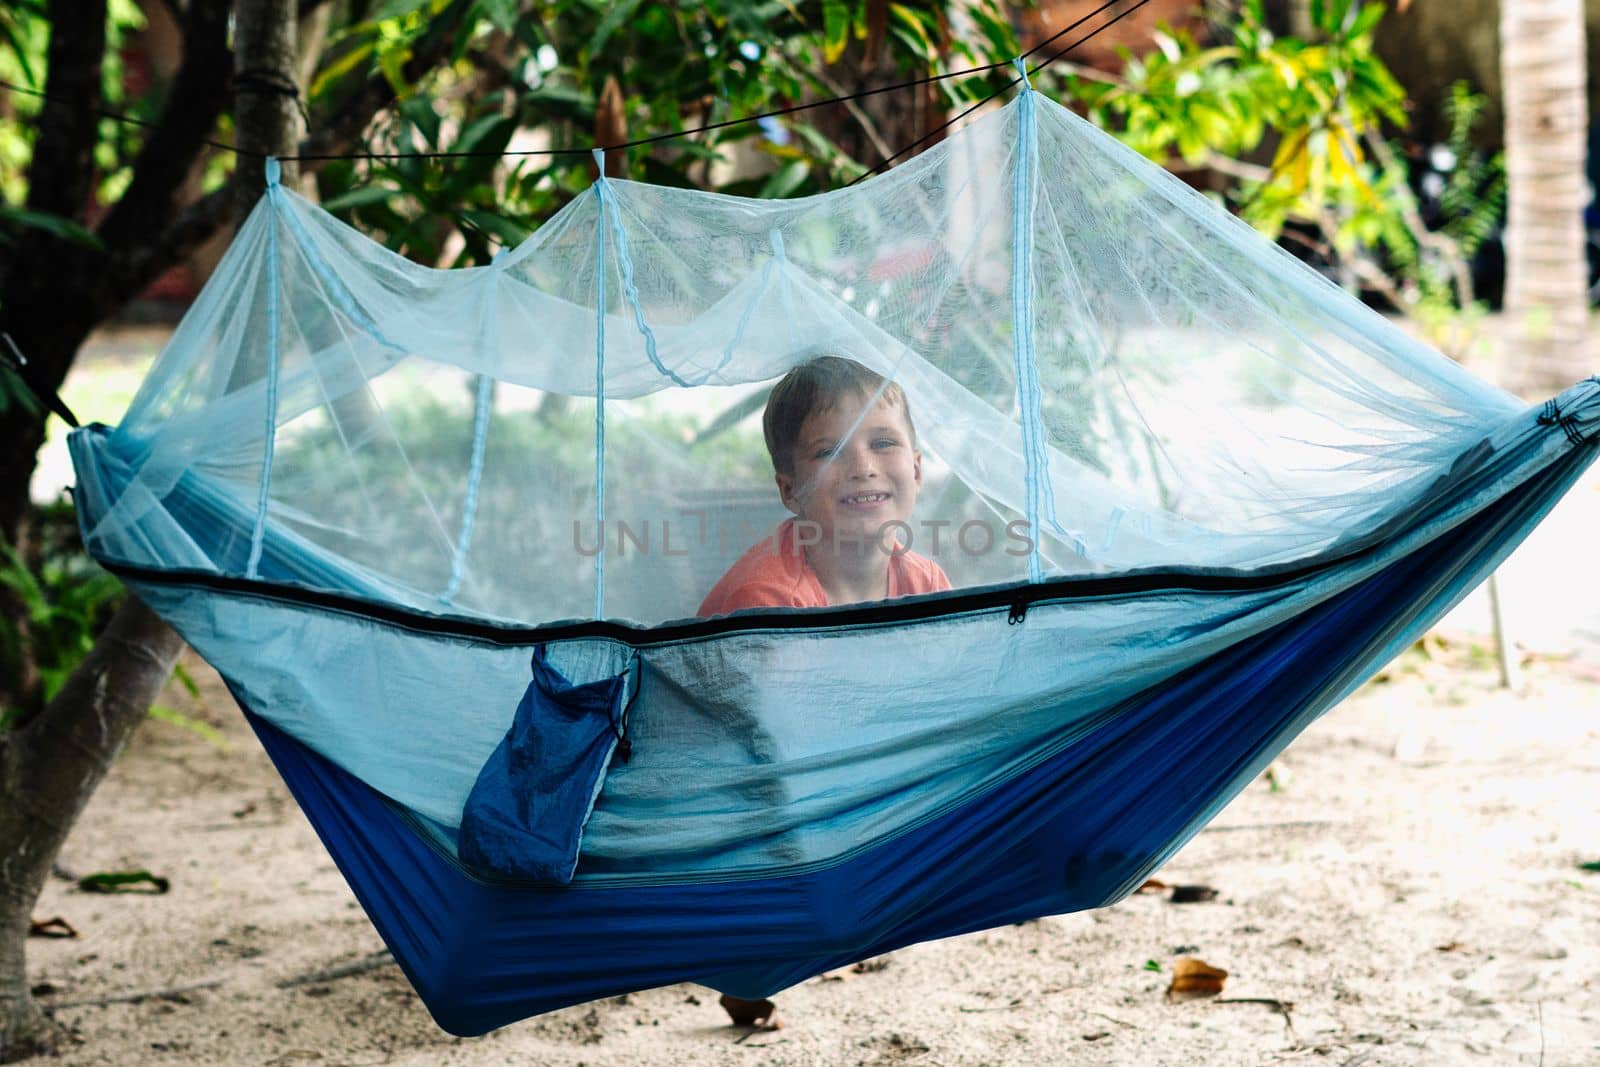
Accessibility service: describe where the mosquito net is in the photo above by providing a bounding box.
[67,82,1600,1022]
[88,87,1516,629]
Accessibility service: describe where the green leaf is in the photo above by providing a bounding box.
[0,542,45,614]
[451,112,516,158]
[399,93,441,146]
[522,82,593,113]
[310,41,376,101]
[171,662,201,699]
[0,206,105,250]
[457,209,532,247]
[759,159,809,199]
[377,43,413,97]
[638,156,699,189]
[1152,30,1182,64]
[1143,959,1162,972]
[888,3,936,60]
[370,0,433,22]
[0,16,38,87]
[1350,2,1385,39]
[149,704,228,750]
[78,870,171,894]
[476,0,519,34]
[822,0,850,64]
[587,0,643,57]
[320,185,401,213]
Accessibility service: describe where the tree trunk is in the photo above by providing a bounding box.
[235,0,303,210]
[1501,0,1591,394]
[0,600,185,1062]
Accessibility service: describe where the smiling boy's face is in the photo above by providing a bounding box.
[775,389,923,551]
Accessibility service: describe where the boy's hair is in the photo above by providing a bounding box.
[763,355,915,476]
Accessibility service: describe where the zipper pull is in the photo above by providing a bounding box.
[1008,597,1029,626]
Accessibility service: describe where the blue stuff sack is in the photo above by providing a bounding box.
[459,643,638,883]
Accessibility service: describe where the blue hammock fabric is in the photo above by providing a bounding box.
[66,78,1600,1036]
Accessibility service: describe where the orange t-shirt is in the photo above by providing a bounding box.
[698,518,952,616]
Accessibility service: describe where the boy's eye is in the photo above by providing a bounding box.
[813,445,839,460]
[872,437,899,449]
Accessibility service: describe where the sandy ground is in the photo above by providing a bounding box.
[20,324,1600,1065]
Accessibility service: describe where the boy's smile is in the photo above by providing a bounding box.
[776,390,923,554]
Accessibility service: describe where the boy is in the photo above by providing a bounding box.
[698,355,951,616]
[698,356,951,1029]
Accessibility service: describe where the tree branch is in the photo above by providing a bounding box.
[1362,128,1477,307]
[21,0,108,224]
[781,52,896,164]
[102,184,234,314]
[0,0,110,312]
[95,0,233,257]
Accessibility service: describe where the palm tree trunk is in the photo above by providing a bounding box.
[1501,0,1590,395]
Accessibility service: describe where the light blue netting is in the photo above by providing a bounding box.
[101,91,1513,617]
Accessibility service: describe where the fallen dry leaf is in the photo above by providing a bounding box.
[28,916,77,939]
[1169,884,1220,904]
[1137,879,1170,893]
[1166,957,1228,1002]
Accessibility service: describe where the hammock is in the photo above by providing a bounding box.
[68,82,1598,1036]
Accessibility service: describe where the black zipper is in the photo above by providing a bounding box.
[97,548,1354,650]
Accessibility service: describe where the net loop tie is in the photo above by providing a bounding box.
[1012,56,1032,91]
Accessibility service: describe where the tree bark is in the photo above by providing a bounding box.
[0,600,185,1062]
[235,0,302,210]
[1501,0,1590,394]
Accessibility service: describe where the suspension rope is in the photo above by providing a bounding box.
[849,0,1154,185]
[0,0,1142,168]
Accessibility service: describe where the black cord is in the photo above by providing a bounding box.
[288,0,1134,162]
[0,0,1134,166]
[0,332,79,428]
[850,0,1154,185]
[1,79,249,157]
[234,66,313,133]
